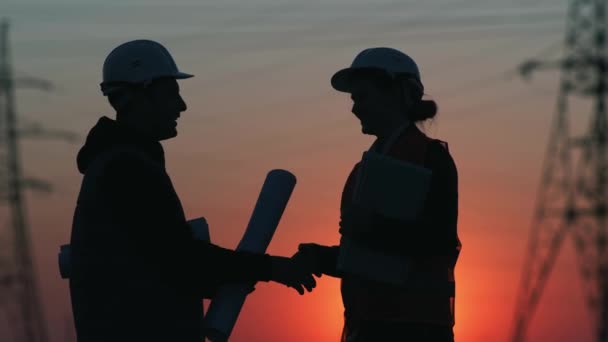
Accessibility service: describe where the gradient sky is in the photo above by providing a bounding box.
[0,0,595,341]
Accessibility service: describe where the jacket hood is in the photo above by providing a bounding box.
[76,116,165,174]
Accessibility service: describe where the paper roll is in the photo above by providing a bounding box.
[189,217,210,242]
[204,169,297,342]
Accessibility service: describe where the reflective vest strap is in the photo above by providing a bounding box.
[402,272,455,296]
[342,278,455,325]
[387,125,430,164]
[337,236,455,295]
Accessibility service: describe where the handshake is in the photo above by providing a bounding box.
[267,243,327,295]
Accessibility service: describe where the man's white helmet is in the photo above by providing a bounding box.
[331,47,422,93]
[101,39,193,95]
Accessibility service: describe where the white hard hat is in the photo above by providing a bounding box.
[101,39,193,94]
[331,47,422,93]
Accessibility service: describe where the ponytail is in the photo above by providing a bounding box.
[409,98,438,122]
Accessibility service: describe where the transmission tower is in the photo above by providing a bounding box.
[0,18,78,342]
[512,0,608,341]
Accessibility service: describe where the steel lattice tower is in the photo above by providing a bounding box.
[0,18,59,342]
[512,0,608,341]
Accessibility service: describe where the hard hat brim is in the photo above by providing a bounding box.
[330,68,355,93]
[331,67,390,93]
[174,71,194,79]
[100,71,195,96]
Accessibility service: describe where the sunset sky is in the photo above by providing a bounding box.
[0,0,596,341]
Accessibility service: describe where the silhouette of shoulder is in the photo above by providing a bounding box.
[99,147,166,188]
[426,140,457,178]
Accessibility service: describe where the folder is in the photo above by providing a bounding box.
[353,150,432,221]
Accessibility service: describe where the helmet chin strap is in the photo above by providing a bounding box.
[396,80,413,121]
[115,94,134,114]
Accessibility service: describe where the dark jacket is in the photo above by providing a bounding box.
[69,116,272,342]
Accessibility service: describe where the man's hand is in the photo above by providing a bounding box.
[269,256,317,295]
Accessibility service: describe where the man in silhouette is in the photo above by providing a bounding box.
[68,39,316,342]
[295,47,461,341]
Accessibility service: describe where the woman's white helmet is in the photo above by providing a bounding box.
[101,39,193,95]
[331,47,422,93]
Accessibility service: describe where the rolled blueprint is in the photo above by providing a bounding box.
[204,169,297,342]
[189,217,210,242]
[188,217,211,333]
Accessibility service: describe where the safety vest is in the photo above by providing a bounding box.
[339,124,460,327]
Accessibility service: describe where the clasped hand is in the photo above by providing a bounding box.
[269,254,319,295]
